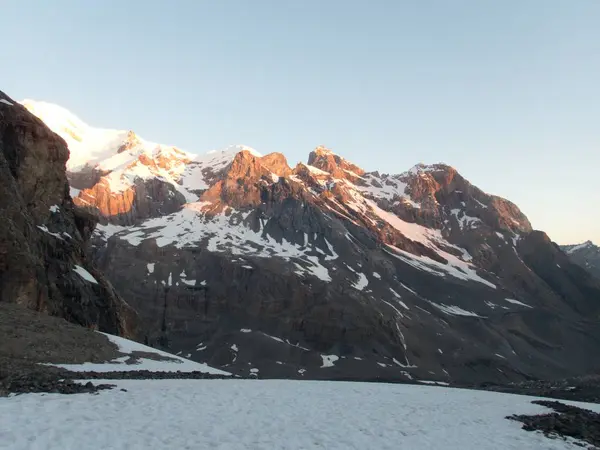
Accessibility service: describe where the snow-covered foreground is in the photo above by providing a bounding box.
[2,380,598,450]
[46,332,230,375]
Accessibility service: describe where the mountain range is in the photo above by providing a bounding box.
[2,93,599,385]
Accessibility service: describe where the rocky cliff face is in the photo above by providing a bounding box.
[0,92,137,337]
[22,99,600,384]
[561,241,600,280]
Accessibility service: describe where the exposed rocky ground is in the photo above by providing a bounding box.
[508,400,600,449]
[0,303,123,365]
[2,300,599,406]
[471,375,600,404]
[0,302,118,396]
[0,302,232,396]
[1,371,115,397]
[0,365,231,397]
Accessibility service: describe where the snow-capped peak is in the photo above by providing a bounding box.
[218,144,262,158]
[313,145,333,155]
[20,100,264,199]
[20,99,90,135]
[406,163,453,176]
[564,240,597,254]
[21,99,132,172]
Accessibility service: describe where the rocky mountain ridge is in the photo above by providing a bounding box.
[20,98,600,384]
[0,92,137,337]
[561,241,600,280]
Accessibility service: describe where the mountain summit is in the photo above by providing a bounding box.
[20,98,600,383]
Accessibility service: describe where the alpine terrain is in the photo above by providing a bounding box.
[0,93,136,337]
[2,90,600,450]
[562,241,600,280]
[14,96,600,385]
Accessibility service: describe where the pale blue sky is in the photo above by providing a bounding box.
[2,1,598,244]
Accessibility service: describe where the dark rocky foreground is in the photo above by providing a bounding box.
[471,376,600,404]
[1,371,115,396]
[508,400,600,449]
[0,364,233,397]
[0,302,228,396]
[0,355,110,396]
[0,303,124,365]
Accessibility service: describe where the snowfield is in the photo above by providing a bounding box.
[1,380,598,450]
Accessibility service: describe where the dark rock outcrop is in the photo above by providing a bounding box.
[1,375,115,396]
[507,400,600,448]
[74,177,186,226]
[0,91,137,337]
[259,152,292,177]
[476,374,600,403]
[308,145,365,181]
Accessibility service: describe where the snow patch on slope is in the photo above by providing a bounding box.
[72,265,98,284]
[504,298,532,308]
[359,174,412,204]
[320,355,339,368]
[352,272,369,291]
[428,303,484,318]
[105,203,335,282]
[386,245,496,289]
[305,164,330,176]
[450,209,483,230]
[46,332,230,375]
[37,225,64,240]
